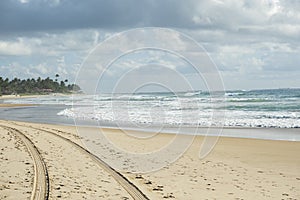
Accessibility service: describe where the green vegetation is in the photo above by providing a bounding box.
[0,76,81,96]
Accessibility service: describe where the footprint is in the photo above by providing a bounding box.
[135,175,143,179]
[163,194,175,198]
[145,181,152,185]
[153,187,163,191]
[55,187,61,190]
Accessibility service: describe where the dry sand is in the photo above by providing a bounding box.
[0,121,133,200]
[0,120,299,199]
[0,125,34,199]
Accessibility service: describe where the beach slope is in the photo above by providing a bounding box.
[0,120,299,199]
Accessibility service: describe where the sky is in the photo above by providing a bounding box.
[0,0,299,92]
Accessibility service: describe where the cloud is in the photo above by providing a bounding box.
[0,38,31,55]
[0,0,192,33]
[0,0,299,90]
[0,0,299,42]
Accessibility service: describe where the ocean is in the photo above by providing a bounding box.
[3,88,300,128]
[1,88,300,141]
[0,89,300,141]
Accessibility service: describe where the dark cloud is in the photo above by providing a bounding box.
[0,0,196,33]
[1,0,299,43]
[1,0,300,90]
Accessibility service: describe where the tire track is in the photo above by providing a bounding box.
[0,124,49,200]
[6,122,149,200]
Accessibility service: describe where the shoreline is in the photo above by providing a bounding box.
[37,122,300,142]
[0,100,299,142]
[0,93,78,100]
[0,104,38,107]
[0,94,52,100]
[0,120,299,199]
[1,116,299,142]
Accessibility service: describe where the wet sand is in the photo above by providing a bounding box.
[0,104,37,107]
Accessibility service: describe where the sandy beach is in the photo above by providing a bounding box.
[2,0,300,199]
[0,119,299,199]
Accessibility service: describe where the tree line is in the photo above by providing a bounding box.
[0,75,81,96]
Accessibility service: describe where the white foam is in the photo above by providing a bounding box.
[57,106,300,128]
[5,93,299,128]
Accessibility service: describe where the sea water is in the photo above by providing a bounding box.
[3,88,300,129]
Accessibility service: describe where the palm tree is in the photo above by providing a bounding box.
[55,74,59,82]
[0,77,3,95]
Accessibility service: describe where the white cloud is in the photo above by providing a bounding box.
[19,0,30,4]
[33,63,49,75]
[0,39,32,56]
